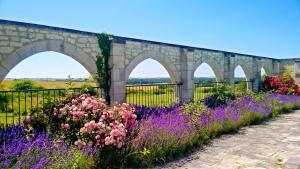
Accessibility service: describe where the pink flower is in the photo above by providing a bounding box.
[64,124,70,129]
[75,140,86,149]
[61,123,70,129]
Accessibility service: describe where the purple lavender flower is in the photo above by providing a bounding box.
[0,127,75,168]
[133,106,196,149]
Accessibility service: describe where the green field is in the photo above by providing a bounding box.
[0,80,96,90]
[0,113,25,127]
[0,89,83,126]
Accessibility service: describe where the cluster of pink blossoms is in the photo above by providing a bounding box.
[54,94,137,149]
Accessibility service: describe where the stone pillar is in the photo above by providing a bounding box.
[224,53,234,87]
[294,60,300,84]
[252,58,261,93]
[109,42,126,105]
[272,60,280,75]
[179,48,194,102]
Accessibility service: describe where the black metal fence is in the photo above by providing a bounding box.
[194,82,224,101]
[0,87,103,126]
[234,80,252,95]
[125,81,253,106]
[0,81,253,126]
[126,83,181,106]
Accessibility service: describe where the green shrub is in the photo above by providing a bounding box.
[80,83,97,96]
[203,84,236,108]
[0,95,8,111]
[13,79,43,90]
[154,89,166,95]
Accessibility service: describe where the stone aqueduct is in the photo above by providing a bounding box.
[0,20,299,103]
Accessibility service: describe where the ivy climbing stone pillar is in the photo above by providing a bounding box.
[109,42,126,105]
[179,48,194,102]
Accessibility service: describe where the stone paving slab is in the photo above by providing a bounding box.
[159,111,300,169]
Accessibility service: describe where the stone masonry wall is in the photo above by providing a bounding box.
[1,19,296,103]
[0,20,100,81]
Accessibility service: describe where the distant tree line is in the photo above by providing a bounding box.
[127,77,247,84]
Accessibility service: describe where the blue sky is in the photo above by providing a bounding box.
[0,0,299,79]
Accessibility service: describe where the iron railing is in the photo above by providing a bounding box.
[0,81,253,126]
[126,83,181,106]
[234,80,252,95]
[0,87,103,127]
[194,82,224,101]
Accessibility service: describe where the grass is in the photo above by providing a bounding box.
[194,86,214,101]
[126,85,214,106]
[126,91,179,106]
[0,113,25,126]
[0,80,96,90]
[0,90,75,126]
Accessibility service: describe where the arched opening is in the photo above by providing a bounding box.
[126,58,178,106]
[0,51,97,125]
[193,62,218,101]
[261,67,267,81]
[127,58,171,84]
[0,40,98,83]
[3,51,95,89]
[234,65,249,93]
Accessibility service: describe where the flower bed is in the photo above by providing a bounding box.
[129,93,300,167]
[0,126,95,168]
[262,71,300,95]
[1,93,300,168]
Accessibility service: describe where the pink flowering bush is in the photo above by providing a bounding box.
[26,94,137,167]
[52,94,137,150]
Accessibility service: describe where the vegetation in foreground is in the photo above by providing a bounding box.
[1,89,300,168]
[1,71,299,168]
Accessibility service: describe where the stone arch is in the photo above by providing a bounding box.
[0,39,98,82]
[260,66,267,76]
[233,62,251,81]
[234,65,247,79]
[259,63,271,75]
[125,50,180,83]
[234,64,252,90]
[192,60,223,82]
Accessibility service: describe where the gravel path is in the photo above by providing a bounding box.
[158,110,300,169]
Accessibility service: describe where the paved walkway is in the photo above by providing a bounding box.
[159,110,300,169]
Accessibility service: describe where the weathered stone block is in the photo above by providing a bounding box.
[46,34,63,40]
[19,32,29,37]
[0,41,9,46]
[77,37,88,43]
[76,43,86,48]
[5,30,18,36]
[9,42,23,47]
[17,27,27,32]
[5,26,17,30]
[20,38,31,43]
[11,37,20,42]
[0,65,9,82]
[0,46,14,54]
[66,38,76,44]
[83,48,92,53]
